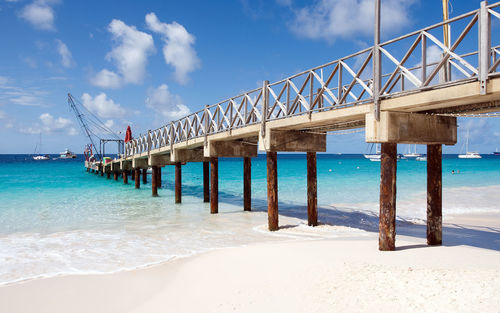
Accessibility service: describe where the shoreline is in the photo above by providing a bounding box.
[1,211,499,287]
[1,212,499,313]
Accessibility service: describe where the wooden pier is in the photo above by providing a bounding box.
[85,1,500,250]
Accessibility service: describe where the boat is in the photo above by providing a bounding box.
[416,156,427,161]
[364,144,381,161]
[33,154,50,160]
[59,148,77,159]
[363,144,401,162]
[32,133,50,160]
[493,148,500,156]
[403,144,421,158]
[458,129,481,159]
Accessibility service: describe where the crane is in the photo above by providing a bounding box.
[67,93,124,162]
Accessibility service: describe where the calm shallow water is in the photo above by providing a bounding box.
[0,154,499,284]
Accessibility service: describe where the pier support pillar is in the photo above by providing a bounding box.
[307,152,318,226]
[175,163,182,203]
[100,164,104,177]
[243,157,251,211]
[379,143,397,251]
[427,144,442,245]
[210,158,218,214]
[123,170,128,184]
[157,167,162,188]
[151,166,158,197]
[203,161,210,203]
[142,169,147,184]
[113,172,118,181]
[106,172,110,179]
[135,169,140,189]
[267,152,278,231]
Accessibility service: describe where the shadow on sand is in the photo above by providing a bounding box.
[157,181,500,252]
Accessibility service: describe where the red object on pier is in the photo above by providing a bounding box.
[124,126,132,143]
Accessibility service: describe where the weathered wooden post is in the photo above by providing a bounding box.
[379,143,397,251]
[106,171,110,179]
[243,157,251,211]
[151,166,158,197]
[267,152,278,231]
[175,163,182,203]
[203,161,210,203]
[427,144,442,245]
[142,168,147,184]
[210,157,218,214]
[114,172,118,181]
[307,152,318,226]
[100,164,104,177]
[135,168,140,189]
[157,167,162,188]
[123,170,128,184]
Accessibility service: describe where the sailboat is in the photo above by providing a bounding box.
[493,148,500,156]
[364,144,381,161]
[458,129,481,159]
[403,144,421,158]
[33,133,50,160]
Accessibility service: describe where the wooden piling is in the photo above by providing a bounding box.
[106,172,110,179]
[100,165,104,177]
[135,169,140,189]
[427,144,442,245]
[243,157,251,211]
[307,152,318,226]
[379,143,397,251]
[157,167,162,188]
[114,172,118,181]
[210,158,218,214]
[142,168,147,184]
[123,170,128,184]
[267,152,279,231]
[203,161,210,203]
[175,163,182,203]
[151,166,158,197]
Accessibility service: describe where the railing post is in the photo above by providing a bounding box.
[261,80,269,137]
[170,122,174,152]
[479,0,491,95]
[147,130,151,156]
[204,105,209,148]
[421,32,427,85]
[373,0,381,121]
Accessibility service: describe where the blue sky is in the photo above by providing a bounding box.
[0,0,498,154]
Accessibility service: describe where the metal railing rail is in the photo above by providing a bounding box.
[124,1,500,157]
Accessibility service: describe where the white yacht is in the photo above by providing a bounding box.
[458,129,481,159]
[33,133,50,160]
[59,148,77,159]
[403,145,421,158]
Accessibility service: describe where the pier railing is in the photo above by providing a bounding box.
[125,2,500,158]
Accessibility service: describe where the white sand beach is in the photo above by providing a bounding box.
[0,213,499,313]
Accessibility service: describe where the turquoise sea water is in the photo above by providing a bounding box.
[0,154,499,284]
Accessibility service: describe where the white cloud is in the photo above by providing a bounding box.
[104,119,114,129]
[91,69,122,89]
[22,113,77,135]
[91,19,155,88]
[10,94,43,106]
[19,0,58,31]
[0,76,9,86]
[55,39,74,68]
[145,84,190,120]
[0,110,6,119]
[146,13,200,84]
[289,0,416,42]
[81,92,126,119]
